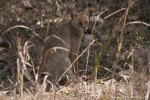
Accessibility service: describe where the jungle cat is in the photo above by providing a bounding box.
[39,7,89,88]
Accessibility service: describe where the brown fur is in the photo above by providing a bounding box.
[39,8,89,87]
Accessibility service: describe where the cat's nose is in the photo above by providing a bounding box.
[83,27,86,30]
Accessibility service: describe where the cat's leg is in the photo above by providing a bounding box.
[70,52,78,75]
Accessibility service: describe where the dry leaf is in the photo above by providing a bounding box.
[57,87,72,94]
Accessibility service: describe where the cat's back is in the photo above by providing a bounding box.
[42,21,73,56]
[56,21,73,35]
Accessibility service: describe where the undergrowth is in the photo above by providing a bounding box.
[0,0,150,100]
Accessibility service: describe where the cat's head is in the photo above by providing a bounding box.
[71,7,89,31]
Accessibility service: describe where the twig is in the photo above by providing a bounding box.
[57,40,95,84]
[2,25,42,40]
[104,8,126,19]
[0,3,10,11]
[94,0,137,82]
[125,21,150,27]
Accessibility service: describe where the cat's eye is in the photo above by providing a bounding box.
[85,21,88,24]
[79,22,82,26]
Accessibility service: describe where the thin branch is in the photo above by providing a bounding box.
[125,21,150,27]
[57,40,95,84]
[2,25,42,40]
[104,8,126,19]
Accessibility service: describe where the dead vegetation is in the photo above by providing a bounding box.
[0,0,150,99]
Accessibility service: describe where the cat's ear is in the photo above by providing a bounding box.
[70,8,79,20]
[70,3,79,20]
[82,7,89,16]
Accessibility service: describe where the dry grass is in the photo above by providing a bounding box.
[0,78,149,100]
[0,0,150,100]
